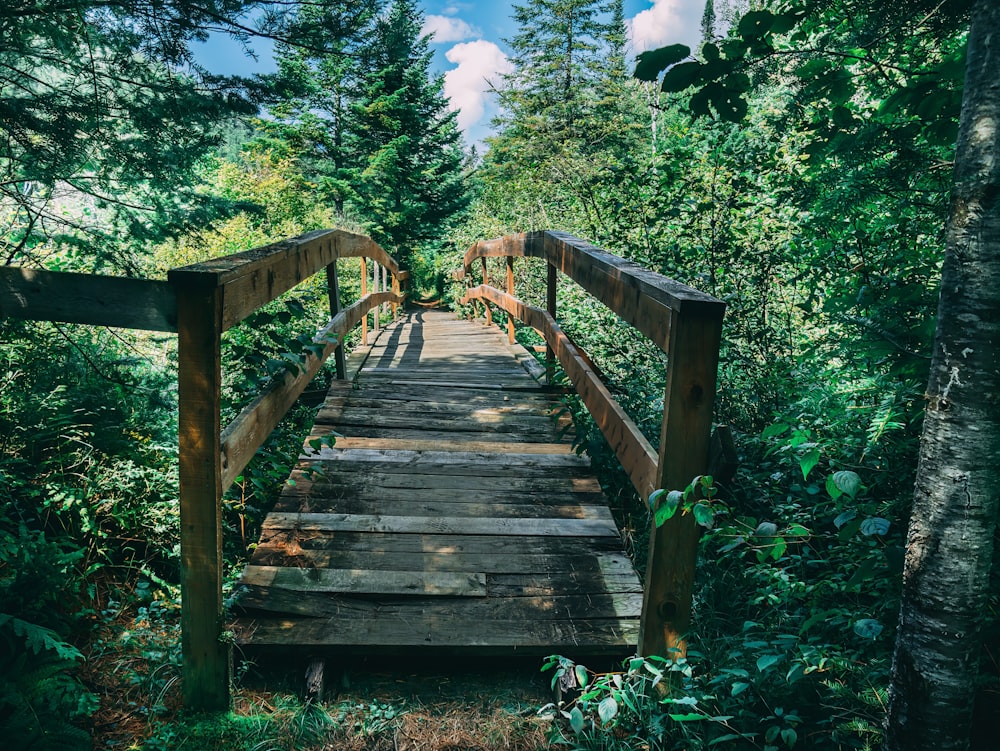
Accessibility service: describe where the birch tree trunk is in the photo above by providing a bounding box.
[884,2,1000,748]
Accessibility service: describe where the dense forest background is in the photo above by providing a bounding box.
[1,0,996,749]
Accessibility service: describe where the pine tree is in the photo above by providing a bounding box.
[701,0,717,43]
[347,0,468,265]
[268,1,382,216]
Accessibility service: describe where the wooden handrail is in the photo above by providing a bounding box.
[461,230,725,664]
[0,266,178,331]
[2,229,407,712]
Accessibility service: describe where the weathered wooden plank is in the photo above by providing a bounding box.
[236,586,642,621]
[272,499,611,521]
[239,566,486,596]
[314,410,559,432]
[303,446,591,468]
[260,513,620,538]
[1,266,177,331]
[235,614,638,652]
[306,433,570,450]
[282,469,602,493]
[254,530,628,558]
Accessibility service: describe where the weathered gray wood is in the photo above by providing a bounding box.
[260,513,620,538]
[0,266,177,331]
[232,310,643,657]
[304,660,324,704]
[237,614,638,653]
[240,566,487,596]
[171,272,229,711]
[237,586,642,621]
[639,307,723,658]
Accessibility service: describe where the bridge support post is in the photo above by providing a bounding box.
[326,258,347,380]
[481,258,493,326]
[639,304,724,659]
[360,257,368,345]
[546,261,557,384]
[506,256,516,344]
[171,270,231,712]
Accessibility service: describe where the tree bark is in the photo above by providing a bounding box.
[884,2,1000,749]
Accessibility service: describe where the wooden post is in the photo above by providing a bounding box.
[326,261,347,380]
[546,261,557,384]
[360,257,368,346]
[506,255,515,344]
[381,265,388,324]
[170,271,230,711]
[391,274,400,321]
[481,257,493,326]
[372,261,381,337]
[638,304,724,658]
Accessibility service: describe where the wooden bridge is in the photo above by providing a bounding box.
[1,229,725,711]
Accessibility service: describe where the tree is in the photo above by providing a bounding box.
[347,0,468,266]
[267,1,382,217]
[884,0,1000,747]
[501,0,624,143]
[0,0,347,272]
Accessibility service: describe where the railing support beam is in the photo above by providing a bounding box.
[172,273,230,711]
[639,306,724,658]
[326,259,347,380]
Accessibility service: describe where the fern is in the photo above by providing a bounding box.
[0,614,83,661]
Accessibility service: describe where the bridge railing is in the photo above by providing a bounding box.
[459,230,726,660]
[1,229,408,710]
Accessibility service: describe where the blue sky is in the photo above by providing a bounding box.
[193,1,705,147]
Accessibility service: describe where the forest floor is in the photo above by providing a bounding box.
[81,594,573,750]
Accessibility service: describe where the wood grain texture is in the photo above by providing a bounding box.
[1,266,177,331]
[232,310,642,656]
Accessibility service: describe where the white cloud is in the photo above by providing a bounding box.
[422,14,478,43]
[627,0,703,54]
[443,40,513,135]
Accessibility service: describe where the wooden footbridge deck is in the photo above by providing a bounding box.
[232,309,643,654]
[1,228,725,710]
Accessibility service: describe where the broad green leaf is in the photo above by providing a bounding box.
[569,706,584,734]
[655,491,682,527]
[860,516,890,536]
[831,470,863,499]
[660,61,703,92]
[635,44,691,81]
[731,681,750,696]
[786,524,809,538]
[597,696,618,724]
[669,713,707,722]
[762,421,791,440]
[781,727,799,747]
[770,536,787,561]
[853,618,884,640]
[756,654,782,672]
[786,663,806,684]
[754,521,778,538]
[833,508,857,529]
[798,447,820,480]
[739,10,775,38]
[575,663,589,689]
[692,502,714,528]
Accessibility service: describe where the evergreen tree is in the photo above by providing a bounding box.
[0,0,332,272]
[502,0,624,142]
[268,1,382,217]
[701,0,717,42]
[347,0,468,266]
